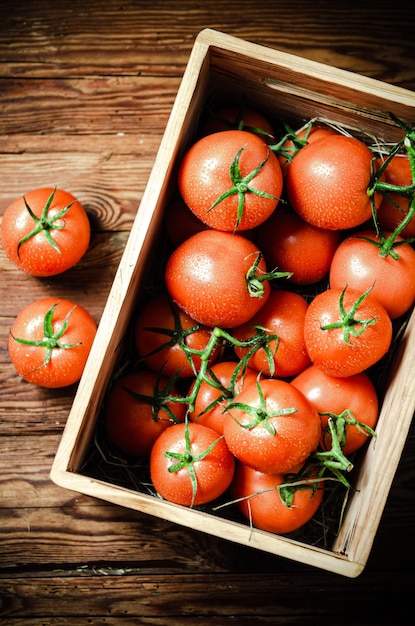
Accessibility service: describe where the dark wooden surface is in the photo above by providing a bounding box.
[1,1,415,623]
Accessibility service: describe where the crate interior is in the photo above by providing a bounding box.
[54,32,415,577]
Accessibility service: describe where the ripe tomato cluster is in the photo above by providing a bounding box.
[103,105,415,537]
[2,187,97,388]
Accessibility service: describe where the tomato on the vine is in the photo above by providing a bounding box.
[303,286,392,377]
[329,230,415,320]
[255,206,341,285]
[276,122,338,175]
[104,370,186,457]
[223,377,320,475]
[230,461,324,534]
[1,187,90,276]
[8,297,96,388]
[134,294,220,378]
[286,135,383,230]
[150,422,235,506]
[178,129,283,232]
[189,360,258,435]
[376,155,415,238]
[232,289,311,378]
[165,230,285,328]
[292,364,379,455]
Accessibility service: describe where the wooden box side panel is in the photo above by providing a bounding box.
[333,309,415,563]
[197,29,415,142]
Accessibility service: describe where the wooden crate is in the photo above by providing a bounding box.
[50,28,415,578]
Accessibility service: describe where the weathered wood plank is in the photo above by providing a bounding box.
[1,0,415,88]
[0,232,128,317]
[0,499,239,572]
[0,570,413,623]
[0,77,180,135]
[0,150,152,222]
[0,133,161,155]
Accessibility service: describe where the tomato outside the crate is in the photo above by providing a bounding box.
[1,187,90,277]
[8,297,96,388]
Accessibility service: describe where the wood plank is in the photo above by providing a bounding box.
[0,232,128,318]
[0,77,180,135]
[0,133,161,155]
[0,500,240,572]
[0,150,153,222]
[1,0,414,88]
[0,570,413,623]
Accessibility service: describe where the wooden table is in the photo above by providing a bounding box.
[1,1,415,623]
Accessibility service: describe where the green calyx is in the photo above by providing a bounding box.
[122,368,184,425]
[165,419,224,507]
[17,187,76,257]
[367,115,415,258]
[225,376,296,435]
[320,285,376,346]
[245,251,292,299]
[207,144,281,231]
[11,301,81,374]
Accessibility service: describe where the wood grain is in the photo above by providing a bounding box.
[1,0,415,622]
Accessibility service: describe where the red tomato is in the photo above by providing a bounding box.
[8,297,96,388]
[223,378,321,475]
[303,286,392,377]
[286,135,383,230]
[150,422,235,506]
[165,230,272,328]
[255,206,342,285]
[329,230,415,320]
[376,155,415,238]
[232,289,311,378]
[189,360,258,435]
[230,462,324,534]
[104,370,186,457]
[1,187,90,276]
[277,123,338,175]
[178,130,283,232]
[200,105,275,140]
[292,364,379,455]
[134,294,220,378]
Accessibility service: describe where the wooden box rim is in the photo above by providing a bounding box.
[50,28,415,579]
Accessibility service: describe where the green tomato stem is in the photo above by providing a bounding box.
[17,187,76,257]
